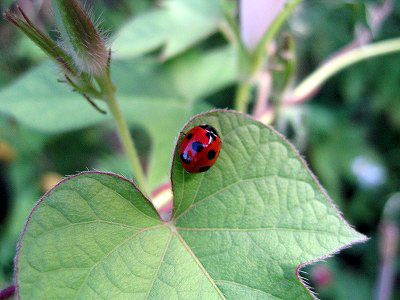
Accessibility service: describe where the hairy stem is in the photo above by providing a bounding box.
[107,93,148,195]
[97,76,148,195]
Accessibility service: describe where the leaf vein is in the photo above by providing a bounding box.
[89,179,159,223]
[73,225,164,299]
[215,280,283,300]
[175,232,226,299]
[33,220,139,240]
[144,231,173,299]
[175,175,313,221]
[177,226,341,236]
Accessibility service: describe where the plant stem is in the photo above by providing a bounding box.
[288,37,400,104]
[106,92,148,195]
[234,79,252,113]
[96,75,148,195]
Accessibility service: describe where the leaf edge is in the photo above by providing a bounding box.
[13,170,161,299]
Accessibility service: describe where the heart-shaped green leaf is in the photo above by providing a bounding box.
[15,111,366,299]
[171,110,366,298]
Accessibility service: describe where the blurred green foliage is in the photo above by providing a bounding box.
[0,0,399,299]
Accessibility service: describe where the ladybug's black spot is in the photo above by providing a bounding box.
[192,142,204,153]
[186,133,193,140]
[206,132,216,141]
[199,166,210,172]
[180,153,191,164]
[199,124,219,137]
[207,150,216,160]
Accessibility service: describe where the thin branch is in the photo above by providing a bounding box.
[64,74,106,114]
[82,93,107,114]
[64,74,80,90]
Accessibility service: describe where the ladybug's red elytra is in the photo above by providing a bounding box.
[179,124,221,173]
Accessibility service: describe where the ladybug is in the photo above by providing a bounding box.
[179,124,221,173]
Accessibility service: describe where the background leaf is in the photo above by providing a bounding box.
[113,0,225,59]
[0,46,236,191]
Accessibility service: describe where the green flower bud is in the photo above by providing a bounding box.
[52,0,108,75]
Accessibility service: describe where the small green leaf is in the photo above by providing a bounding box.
[164,47,237,100]
[113,0,224,59]
[16,112,366,299]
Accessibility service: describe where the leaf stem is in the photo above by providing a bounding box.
[231,0,301,113]
[234,79,252,113]
[97,76,148,196]
[108,94,148,196]
[288,37,400,103]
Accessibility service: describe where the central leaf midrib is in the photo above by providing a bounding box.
[144,231,173,299]
[139,226,226,299]
[174,231,226,299]
[215,280,284,300]
[176,226,344,236]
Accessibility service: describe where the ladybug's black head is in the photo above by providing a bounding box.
[199,124,219,137]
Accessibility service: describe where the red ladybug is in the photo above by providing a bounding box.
[179,124,221,173]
